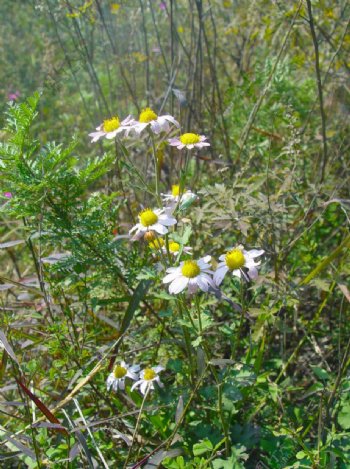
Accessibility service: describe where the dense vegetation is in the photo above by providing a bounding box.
[0,1,349,467]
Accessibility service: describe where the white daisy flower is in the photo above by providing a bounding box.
[214,246,264,286]
[130,107,179,135]
[148,238,192,256]
[131,366,164,395]
[89,115,135,142]
[129,208,177,241]
[161,184,198,211]
[168,133,210,150]
[106,361,140,392]
[166,240,192,256]
[163,255,215,295]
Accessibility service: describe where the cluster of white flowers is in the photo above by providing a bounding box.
[107,361,164,395]
[128,187,264,295]
[129,203,264,295]
[161,247,264,295]
[89,108,178,142]
[88,107,211,153]
[127,183,264,295]
[88,107,266,395]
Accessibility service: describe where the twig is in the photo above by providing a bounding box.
[306,0,328,183]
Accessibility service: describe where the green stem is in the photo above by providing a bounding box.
[177,300,196,387]
[123,387,150,469]
[231,277,245,360]
[194,297,231,456]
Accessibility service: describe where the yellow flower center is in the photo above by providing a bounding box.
[139,209,158,227]
[139,107,158,123]
[225,249,245,270]
[171,184,180,196]
[113,365,127,379]
[143,368,156,381]
[149,238,164,249]
[103,116,120,132]
[179,133,200,145]
[169,241,180,253]
[181,260,200,278]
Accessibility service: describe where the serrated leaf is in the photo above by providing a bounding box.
[193,438,213,456]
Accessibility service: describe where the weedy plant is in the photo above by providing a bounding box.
[0,87,349,468]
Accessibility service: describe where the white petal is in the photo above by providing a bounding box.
[119,379,125,390]
[151,120,162,134]
[187,280,199,295]
[169,276,189,294]
[140,381,149,395]
[89,131,105,142]
[153,365,164,373]
[157,117,170,132]
[155,376,164,388]
[247,266,259,280]
[133,122,148,134]
[152,223,168,235]
[131,380,142,392]
[196,276,209,292]
[131,364,140,372]
[231,269,241,278]
[129,223,142,234]
[106,374,114,390]
[121,115,134,125]
[201,255,212,263]
[165,266,180,274]
[127,372,139,381]
[245,249,264,258]
[158,215,177,226]
[200,273,215,285]
[245,258,260,268]
[163,115,180,127]
[105,130,118,139]
[163,271,181,284]
[214,266,229,286]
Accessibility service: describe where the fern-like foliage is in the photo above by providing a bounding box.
[0,94,141,297]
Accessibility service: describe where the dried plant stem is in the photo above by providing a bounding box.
[306,0,328,183]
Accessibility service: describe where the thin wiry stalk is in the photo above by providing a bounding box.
[306,0,328,183]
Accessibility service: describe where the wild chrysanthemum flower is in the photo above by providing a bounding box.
[89,115,135,142]
[161,184,198,210]
[214,246,264,286]
[131,366,164,395]
[148,237,192,256]
[106,361,140,392]
[129,208,177,240]
[168,132,210,150]
[167,240,192,256]
[130,107,179,135]
[163,255,214,295]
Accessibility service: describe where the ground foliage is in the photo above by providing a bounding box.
[0,1,349,468]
